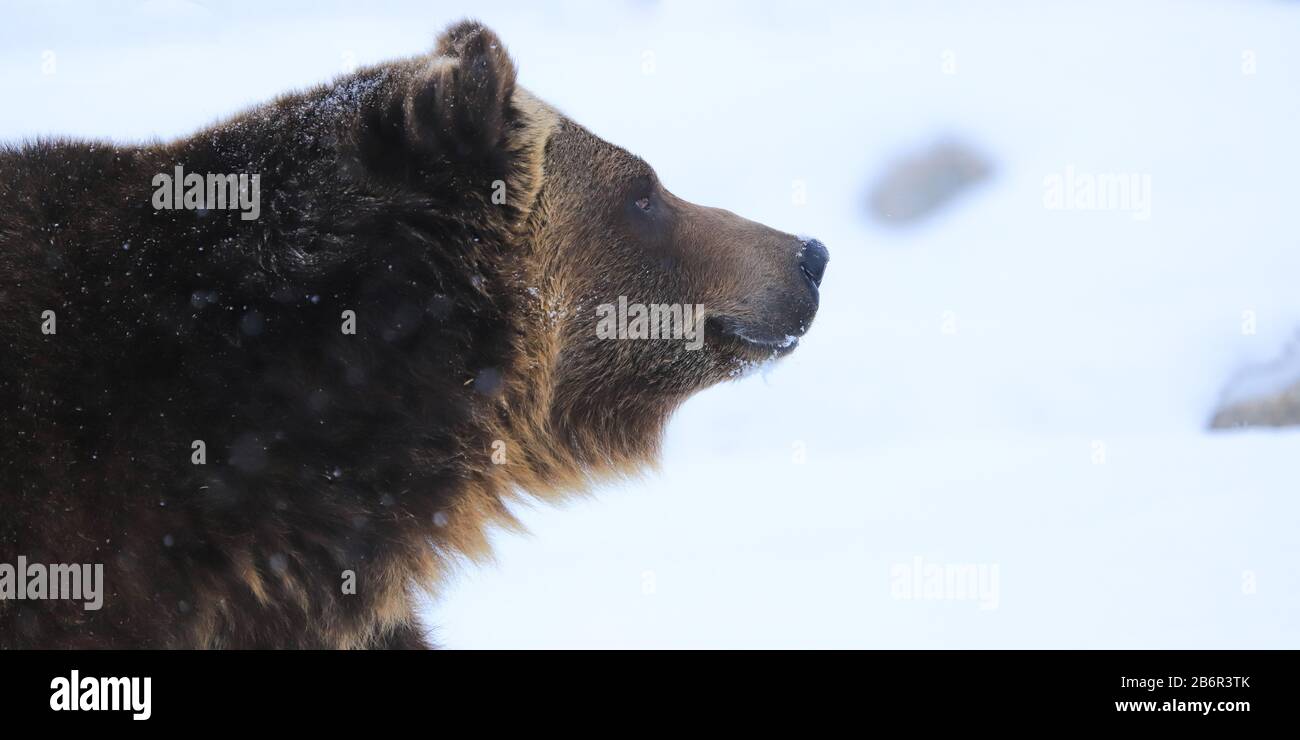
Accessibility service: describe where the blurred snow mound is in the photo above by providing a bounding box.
[1211,333,1300,430]
[869,139,991,225]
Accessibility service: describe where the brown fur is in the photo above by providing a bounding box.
[0,21,824,648]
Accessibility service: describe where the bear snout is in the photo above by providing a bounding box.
[704,232,825,356]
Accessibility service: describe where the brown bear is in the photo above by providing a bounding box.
[0,20,827,648]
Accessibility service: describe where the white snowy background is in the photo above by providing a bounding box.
[4,0,1298,648]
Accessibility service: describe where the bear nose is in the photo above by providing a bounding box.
[798,238,829,287]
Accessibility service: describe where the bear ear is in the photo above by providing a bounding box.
[406,21,518,159]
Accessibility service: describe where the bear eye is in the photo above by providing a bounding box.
[634,196,652,212]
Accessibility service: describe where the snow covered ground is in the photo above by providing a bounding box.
[4,0,1298,648]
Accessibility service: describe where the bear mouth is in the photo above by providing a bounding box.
[709,316,802,357]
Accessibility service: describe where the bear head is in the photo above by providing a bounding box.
[366,21,828,489]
